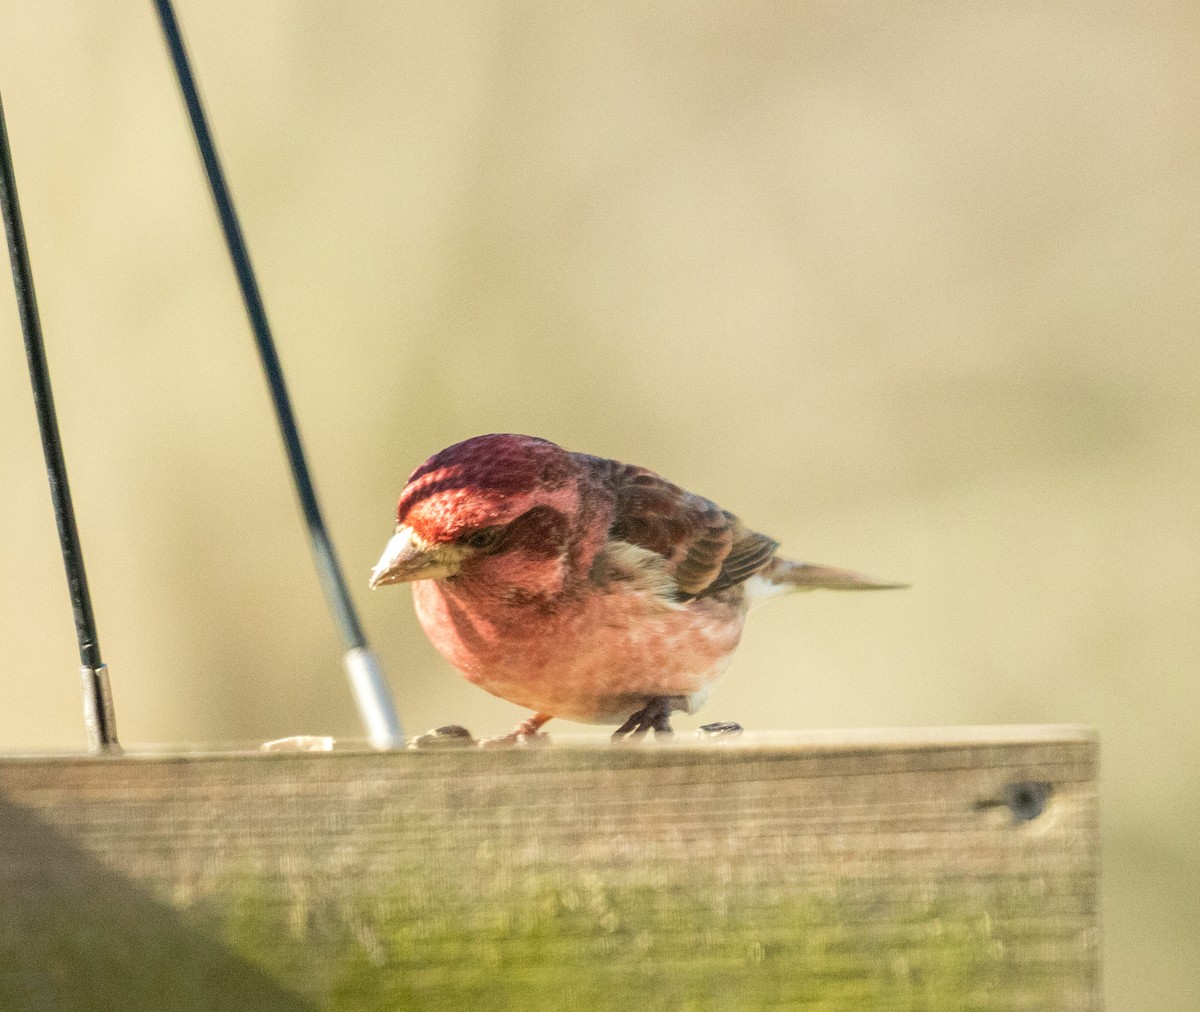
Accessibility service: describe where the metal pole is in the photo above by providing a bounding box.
[152,0,403,747]
[0,91,120,754]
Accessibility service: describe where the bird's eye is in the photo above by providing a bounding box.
[461,526,503,550]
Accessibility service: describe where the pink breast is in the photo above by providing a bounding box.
[413,580,745,722]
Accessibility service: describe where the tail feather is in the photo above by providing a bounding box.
[768,558,909,591]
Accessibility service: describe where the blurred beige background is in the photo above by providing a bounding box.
[1,3,1195,1006]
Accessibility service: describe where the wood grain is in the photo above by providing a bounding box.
[0,726,1099,1010]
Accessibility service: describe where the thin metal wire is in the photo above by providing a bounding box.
[153,0,403,747]
[0,91,120,753]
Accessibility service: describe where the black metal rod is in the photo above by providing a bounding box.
[0,91,120,752]
[153,0,402,746]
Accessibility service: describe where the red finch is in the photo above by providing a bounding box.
[370,434,904,742]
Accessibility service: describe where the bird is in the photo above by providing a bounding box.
[370,433,904,743]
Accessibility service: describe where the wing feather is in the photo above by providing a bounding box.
[576,454,778,600]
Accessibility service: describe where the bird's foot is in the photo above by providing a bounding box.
[479,713,553,748]
[612,696,683,742]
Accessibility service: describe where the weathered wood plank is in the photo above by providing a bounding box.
[0,726,1099,1010]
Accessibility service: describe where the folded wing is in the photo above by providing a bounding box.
[578,455,779,600]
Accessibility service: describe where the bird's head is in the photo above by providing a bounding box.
[369,434,593,592]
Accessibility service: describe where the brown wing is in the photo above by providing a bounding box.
[576,454,779,599]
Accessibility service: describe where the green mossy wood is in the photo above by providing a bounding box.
[0,726,1098,1010]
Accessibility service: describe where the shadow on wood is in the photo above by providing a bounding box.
[0,726,1099,1010]
[0,796,313,1011]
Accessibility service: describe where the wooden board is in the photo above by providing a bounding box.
[0,726,1099,1010]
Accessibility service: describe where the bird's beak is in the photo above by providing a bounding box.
[369,526,460,587]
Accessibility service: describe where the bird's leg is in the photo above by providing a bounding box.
[612,696,683,741]
[479,712,553,748]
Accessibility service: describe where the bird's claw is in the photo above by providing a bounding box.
[612,696,681,742]
[478,713,553,748]
[478,729,550,748]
